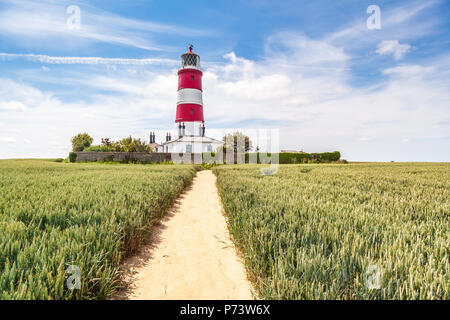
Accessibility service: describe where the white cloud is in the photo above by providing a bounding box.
[0,101,28,111]
[266,32,348,65]
[376,40,411,60]
[0,32,449,161]
[0,78,48,105]
[0,137,17,143]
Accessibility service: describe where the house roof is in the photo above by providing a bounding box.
[149,142,162,148]
[161,135,223,146]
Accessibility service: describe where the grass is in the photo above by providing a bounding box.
[0,159,199,299]
[213,163,450,299]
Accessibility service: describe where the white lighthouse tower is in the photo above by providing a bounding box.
[158,45,223,153]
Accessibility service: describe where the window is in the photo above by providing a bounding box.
[207,145,212,152]
[166,146,168,152]
[190,75,194,81]
[190,109,194,115]
[186,144,192,153]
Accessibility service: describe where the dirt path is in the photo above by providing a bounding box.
[115,170,255,300]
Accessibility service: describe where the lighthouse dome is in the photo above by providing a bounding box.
[181,53,200,69]
[181,46,200,69]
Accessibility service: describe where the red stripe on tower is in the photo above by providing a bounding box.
[176,103,204,122]
[178,69,202,91]
[176,45,204,123]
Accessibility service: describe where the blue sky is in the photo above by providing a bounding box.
[0,0,449,161]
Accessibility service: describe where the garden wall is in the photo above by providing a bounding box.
[75,152,174,163]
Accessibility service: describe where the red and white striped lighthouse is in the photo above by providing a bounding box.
[176,45,205,137]
[157,45,223,154]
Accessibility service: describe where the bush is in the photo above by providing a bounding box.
[84,145,115,152]
[310,151,341,162]
[70,134,154,153]
[69,152,77,163]
[278,152,310,164]
[119,136,153,152]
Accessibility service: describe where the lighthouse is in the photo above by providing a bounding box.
[157,45,223,154]
[177,44,204,134]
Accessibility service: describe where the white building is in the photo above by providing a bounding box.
[158,135,223,153]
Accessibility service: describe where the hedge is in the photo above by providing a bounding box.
[202,151,341,164]
[279,151,341,164]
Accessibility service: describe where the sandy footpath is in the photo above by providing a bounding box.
[114,170,255,300]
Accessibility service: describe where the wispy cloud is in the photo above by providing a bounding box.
[0,53,177,65]
[0,0,211,51]
[326,0,440,46]
[382,64,434,76]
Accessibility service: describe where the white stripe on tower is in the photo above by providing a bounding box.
[177,88,203,105]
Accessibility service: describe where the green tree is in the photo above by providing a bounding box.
[222,131,253,152]
[133,138,153,152]
[112,141,123,152]
[71,133,93,152]
[120,136,136,152]
[101,138,112,147]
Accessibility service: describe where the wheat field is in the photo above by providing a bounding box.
[0,160,198,299]
[214,163,450,299]
[1,160,448,299]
